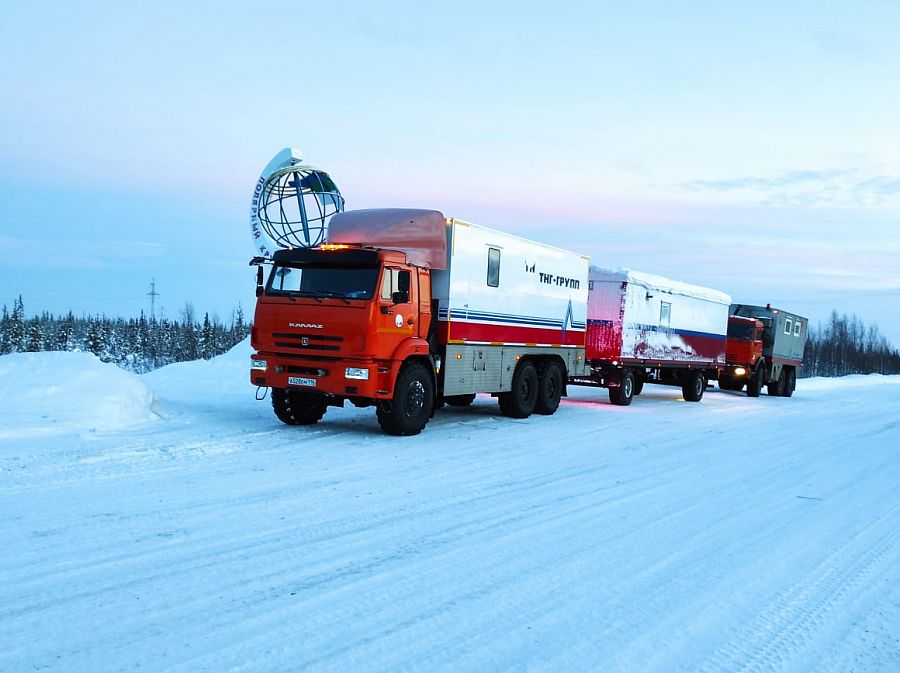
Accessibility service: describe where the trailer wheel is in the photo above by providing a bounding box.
[767,370,786,397]
[271,388,327,426]
[499,361,539,418]
[535,361,563,415]
[746,367,764,398]
[682,371,705,402]
[445,393,476,407]
[783,368,796,398]
[377,362,434,436]
[608,369,635,406]
[632,376,644,396]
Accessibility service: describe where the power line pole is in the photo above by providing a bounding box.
[147,277,160,321]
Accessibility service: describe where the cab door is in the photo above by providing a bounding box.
[376,266,419,350]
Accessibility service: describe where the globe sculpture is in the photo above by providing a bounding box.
[250,148,345,257]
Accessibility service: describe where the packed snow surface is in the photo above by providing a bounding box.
[1,343,898,672]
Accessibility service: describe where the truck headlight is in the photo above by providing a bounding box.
[345,367,369,380]
[251,358,268,371]
[734,367,747,377]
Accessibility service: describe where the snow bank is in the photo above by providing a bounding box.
[141,338,252,407]
[0,352,158,436]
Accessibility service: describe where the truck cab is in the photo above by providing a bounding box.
[250,243,436,432]
[720,316,766,395]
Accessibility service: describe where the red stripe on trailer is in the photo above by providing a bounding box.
[442,321,585,347]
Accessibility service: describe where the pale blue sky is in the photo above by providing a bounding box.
[1,2,899,341]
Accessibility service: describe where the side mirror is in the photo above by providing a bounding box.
[391,290,409,305]
[256,266,264,297]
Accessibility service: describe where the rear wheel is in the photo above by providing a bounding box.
[271,388,327,425]
[682,370,706,402]
[535,361,564,415]
[609,369,635,406]
[445,393,476,407]
[783,368,796,398]
[767,369,786,397]
[377,362,434,436]
[499,361,539,418]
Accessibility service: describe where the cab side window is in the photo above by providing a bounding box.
[381,268,411,303]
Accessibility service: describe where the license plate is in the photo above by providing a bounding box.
[288,376,316,387]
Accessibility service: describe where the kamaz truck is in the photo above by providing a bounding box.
[718,304,807,397]
[250,209,589,435]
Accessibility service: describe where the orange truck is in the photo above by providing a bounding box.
[718,304,808,397]
[250,209,589,435]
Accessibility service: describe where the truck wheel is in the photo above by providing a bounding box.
[783,368,796,398]
[271,388,327,425]
[609,369,634,406]
[682,371,705,402]
[767,370,786,397]
[377,362,434,436]
[632,376,644,396]
[499,361,539,418]
[535,361,563,415]
[718,375,738,391]
[746,367,764,398]
[445,393,476,407]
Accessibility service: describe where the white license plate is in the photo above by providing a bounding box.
[288,376,316,387]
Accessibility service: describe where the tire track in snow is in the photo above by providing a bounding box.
[697,496,900,673]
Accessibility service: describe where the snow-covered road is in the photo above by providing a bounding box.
[2,346,898,672]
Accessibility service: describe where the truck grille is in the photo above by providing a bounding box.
[272,332,343,352]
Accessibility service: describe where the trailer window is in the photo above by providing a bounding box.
[794,321,802,337]
[784,318,793,335]
[660,302,671,328]
[487,248,501,287]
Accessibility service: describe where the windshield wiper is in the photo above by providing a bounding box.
[312,290,352,304]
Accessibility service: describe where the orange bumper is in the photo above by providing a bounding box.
[250,352,399,399]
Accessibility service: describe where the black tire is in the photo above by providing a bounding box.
[376,362,434,436]
[271,388,327,425]
[746,367,764,398]
[767,369,786,397]
[718,376,740,391]
[498,361,539,418]
[609,369,635,406]
[682,370,705,402]
[783,368,796,398]
[445,393,476,407]
[535,361,564,415]
[632,376,644,396]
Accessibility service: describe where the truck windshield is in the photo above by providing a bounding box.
[267,264,379,300]
[727,322,756,340]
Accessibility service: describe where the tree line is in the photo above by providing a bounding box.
[0,296,250,374]
[802,311,900,377]
[2,297,899,378]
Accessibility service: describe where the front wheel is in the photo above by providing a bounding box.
[499,361,539,418]
[682,370,706,402]
[746,367,764,398]
[609,369,635,406]
[377,362,434,436]
[271,388,327,425]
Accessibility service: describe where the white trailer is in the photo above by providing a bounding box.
[432,218,589,415]
[577,266,731,405]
